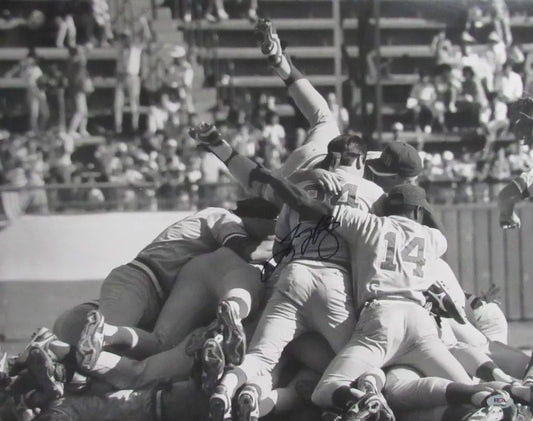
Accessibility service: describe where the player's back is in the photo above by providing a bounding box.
[137,207,246,291]
[352,214,447,307]
[275,168,383,269]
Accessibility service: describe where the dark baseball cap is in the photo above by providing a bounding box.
[386,184,429,208]
[366,142,422,178]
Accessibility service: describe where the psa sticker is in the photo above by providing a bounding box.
[486,394,513,408]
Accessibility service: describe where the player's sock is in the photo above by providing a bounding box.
[275,54,304,87]
[49,339,72,361]
[504,384,533,406]
[445,383,493,406]
[476,361,501,382]
[103,324,139,349]
[219,368,248,400]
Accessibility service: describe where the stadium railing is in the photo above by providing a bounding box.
[0,181,245,216]
[0,178,522,216]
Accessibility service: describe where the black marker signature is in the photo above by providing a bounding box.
[261,215,341,282]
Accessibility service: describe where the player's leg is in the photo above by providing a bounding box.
[486,340,530,380]
[310,301,400,409]
[386,302,473,384]
[53,302,99,346]
[306,266,355,353]
[98,264,161,328]
[255,19,340,177]
[448,342,514,382]
[74,329,198,390]
[211,266,311,420]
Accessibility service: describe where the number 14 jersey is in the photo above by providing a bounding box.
[331,205,448,308]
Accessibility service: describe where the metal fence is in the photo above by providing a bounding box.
[0,181,245,215]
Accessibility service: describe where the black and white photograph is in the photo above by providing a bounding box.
[0,0,533,420]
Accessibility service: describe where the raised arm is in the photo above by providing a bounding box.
[190,123,333,220]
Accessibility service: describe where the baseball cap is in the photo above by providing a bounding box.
[321,134,366,169]
[386,184,429,209]
[366,142,422,178]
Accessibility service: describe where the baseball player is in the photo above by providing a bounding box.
[196,127,384,420]
[49,206,269,390]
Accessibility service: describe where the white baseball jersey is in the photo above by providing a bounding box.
[331,206,447,307]
[275,168,384,269]
[136,207,248,292]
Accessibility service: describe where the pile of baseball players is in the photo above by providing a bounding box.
[1,19,533,421]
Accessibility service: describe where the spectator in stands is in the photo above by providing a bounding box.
[5,49,49,133]
[495,61,524,107]
[431,30,455,65]
[74,1,96,47]
[114,30,143,134]
[54,3,76,48]
[407,69,437,134]
[142,37,165,106]
[147,92,170,135]
[490,0,512,47]
[433,63,459,131]
[91,0,113,47]
[327,92,349,133]
[166,45,194,115]
[45,64,68,132]
[457,65,490,126]
[486,31,507,82]
[67,46,92,137]
[261,110,286,168]
[204,0,229,22]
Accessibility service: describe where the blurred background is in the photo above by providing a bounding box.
[0,0,532,352]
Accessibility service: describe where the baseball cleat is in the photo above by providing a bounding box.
[201,337,226,395]
[188,123,224,148]
[26,348,64,402]
[17,327,57,367]
[425,280,467,324]
[76,310,105,372]
[463,406,505,421]
[254,19,283,64]
[236,385,260,421]
[354,372,395,421]
[185,320,220,357]
[322,411,342,421]
[210,385,233,421]
[217,300,246,366]
[343,394,385,421]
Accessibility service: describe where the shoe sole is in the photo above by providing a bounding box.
[463,406,504,421]
[201,339,225,394]
[254,19,277,55]
[345,399,381,421]
[185,321,220,357]
[237,392,258,421]
[218,301,246,366]
[210,395,230,421]
[77,311,105,371]
[26,349,63,400]
[18,327,53,365]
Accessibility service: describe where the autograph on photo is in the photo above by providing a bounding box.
[261,215,341,282]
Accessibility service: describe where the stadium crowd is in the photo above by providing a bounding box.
[2,17,533,421]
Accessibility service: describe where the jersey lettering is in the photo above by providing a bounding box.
[379,232,426,277]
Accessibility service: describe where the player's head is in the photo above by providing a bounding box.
[384,184,429,224]
[319,134,367,173]
[509,96,533,146]
[232,197,279,239]
[365,142,422,192]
